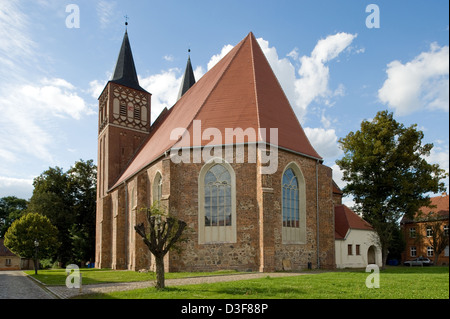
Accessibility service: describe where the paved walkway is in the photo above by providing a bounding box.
[46,272,307,299]
[0,271,56,299]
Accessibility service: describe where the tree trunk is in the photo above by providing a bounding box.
[381,247,388,270]
[155,254,165,289]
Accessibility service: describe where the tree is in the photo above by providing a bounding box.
[336,110,447,268]
[134,203,187,289]
[0,196,28,238]
[67,159,97,264]
[27,166,74,265]
[4,213,59,274]
[422,212,449,265]
[27,159,97,266]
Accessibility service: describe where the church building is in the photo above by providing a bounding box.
[95,30,336,272]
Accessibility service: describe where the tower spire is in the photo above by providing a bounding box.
[110,28,146,92]
[177,49,196,100]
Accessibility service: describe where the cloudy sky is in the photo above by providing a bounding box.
[0,0,448,203]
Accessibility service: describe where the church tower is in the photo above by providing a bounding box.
[177,52,196,100]
[96,29,151,268]
[97,29,151,197]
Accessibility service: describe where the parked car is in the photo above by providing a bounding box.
[403,257,434,266]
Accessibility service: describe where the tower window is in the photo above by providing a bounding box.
[120,103,127,117]
[134,106,141,120]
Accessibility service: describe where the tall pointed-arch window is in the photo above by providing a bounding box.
[153,172,162,205]
[282,168,299,228]
[198,158,236,244]
[282,163,306,244]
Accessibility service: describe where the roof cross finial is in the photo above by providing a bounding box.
[124,14,129,29]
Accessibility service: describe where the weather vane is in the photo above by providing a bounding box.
[124,15,129,27]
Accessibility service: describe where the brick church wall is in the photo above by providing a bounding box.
[98,146,335,272]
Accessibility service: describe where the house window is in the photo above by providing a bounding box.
[426,226,433,237]
[281,163,306,244]
[5,259,11,266]
[153,172,162,205]
[410,246,417,257]
[444,225,449,236]
[198,158,236,244]
[348,244,353,255]
[409,227,416,238]
[356,245,361,255]
[427,246,434,257]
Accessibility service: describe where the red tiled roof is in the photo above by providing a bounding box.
[401,194,449,223]
[419,194,449,215]
[111,32,321,189]
[0,238,16,257]
[334,204,374,239]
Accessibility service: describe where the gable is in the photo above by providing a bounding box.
[335,205,374,240]
[110,32,321,191]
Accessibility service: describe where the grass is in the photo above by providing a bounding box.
[84,266,449,299]
[25,266,449,299]
[24,268,242,286]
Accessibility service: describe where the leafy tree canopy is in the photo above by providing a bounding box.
[336,110,447,266]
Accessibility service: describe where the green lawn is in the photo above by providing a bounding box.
[24,268,242,286]
[25,266,449,299]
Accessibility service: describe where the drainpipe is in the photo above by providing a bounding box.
[316,160,320,269]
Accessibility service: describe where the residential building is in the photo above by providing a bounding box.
[400,193,449,265]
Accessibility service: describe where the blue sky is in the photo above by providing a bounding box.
[0,0,448,203]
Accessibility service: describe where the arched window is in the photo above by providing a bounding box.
[204,164,232,227]
[198,159,236,244]
[281,163,306,244]
[282,168,299,228]
[153,172,162,205]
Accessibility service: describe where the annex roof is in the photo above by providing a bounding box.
[111,32,321,190]
[335,204,374,240]
[0,239,16,257]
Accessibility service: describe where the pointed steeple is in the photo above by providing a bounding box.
[110,30,147,92]
[177,52,196,100]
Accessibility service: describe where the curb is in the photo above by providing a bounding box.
[23,272,62,299]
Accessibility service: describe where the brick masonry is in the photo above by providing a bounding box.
[96,145,336,272]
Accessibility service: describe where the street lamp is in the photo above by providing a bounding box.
[34,240,39,275]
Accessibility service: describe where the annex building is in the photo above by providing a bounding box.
[95,30,336,272]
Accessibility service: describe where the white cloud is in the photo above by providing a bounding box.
[97,0,117,29]
[304,127,342,159]
[89,79,106,99]
[140,69,183,120]
[0,0,36,81]
[0,176,34,199]
[139,64,205,122]
[163,55,174,62]
[0,78,94,162]
[207,44,233,70]
[294,33,357,119]
[378,43,449,115]
[19,78,94,120]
